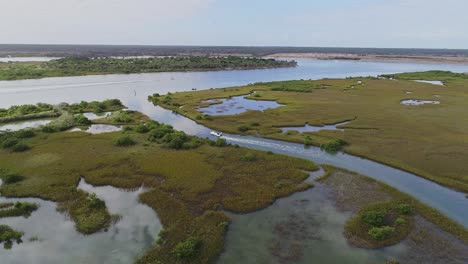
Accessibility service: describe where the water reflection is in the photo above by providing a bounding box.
[199,95,283,116]
[280,121,350,134]
[0,179,160,264]
[400,100,440,106]
[219,184,406,264]
[414,80,444,86]
[2,59,468,108]
[69,124,122,134]
[0,119,52,132]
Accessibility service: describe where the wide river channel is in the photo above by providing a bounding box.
[1,59,468,263]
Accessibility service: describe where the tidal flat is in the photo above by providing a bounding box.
[154,71,468,193]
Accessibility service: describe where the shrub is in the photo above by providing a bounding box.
[135,124,150,133]
[74,114,92,125]
[361,210,385,227]
[0,225,23,245]
[214,138,227,147]
[41,125,56,133]
[321,139,347,153]
[16,129,35,138]
[397,204,412,215]
[148,125,174,141]
[87,193,105,209]
[395,217,406,225]
[250,122,260,127]
[368,226,394,240]
[1,138,19,149]
[172,237,202,259]
[162,131,189,149]
[0,170,23,184]
[11,143,30,152]
[240,153,256,162]
[114,136,136,147]
[237,125,249,132]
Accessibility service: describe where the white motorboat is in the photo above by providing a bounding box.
[210,131,223,137]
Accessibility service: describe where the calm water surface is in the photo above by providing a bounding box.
[280,120,350,133]
[0,179,160,264]
[199,94,283,116]
[0,119,53,131]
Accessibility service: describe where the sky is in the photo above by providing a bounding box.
[0,0,467,49]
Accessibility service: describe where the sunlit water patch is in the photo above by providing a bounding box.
[198,94,283,116]
[0,119,53,132]
[0,179,160,264]
[0,57,60,62]
[81,112,112,120]
[414,80,444,86]
[69,124,122,134]
[281,121,350,134]
[400,100,440,106]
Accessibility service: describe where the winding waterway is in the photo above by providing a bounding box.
[1,59,468,263]
[0,179,160,264]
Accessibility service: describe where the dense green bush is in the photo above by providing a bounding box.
[368,226,395,240]
[214,138,228,147]
[87,193,105,209]
[361,210,385,227]
[11,143,30,152]
[135,124,150,133]
[171,237,202,260]
[0,170,24,184]
[148,125,175,141]
[16,129,36,139]
[74,114,92,125]
[1,138,19,149]
[0,225,23,248]
[114,136,136,147]
[321,139,347,153]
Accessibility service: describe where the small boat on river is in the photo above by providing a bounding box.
[210,131,223,137]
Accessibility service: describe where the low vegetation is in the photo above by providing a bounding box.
[0,103,60,123]
[0,201,39,218]
[0,225,23,249]
[0,57,296,81]
[0,103,317,263]
[319,166,468,251]
[345,201,413,248]
[153,71,468,192]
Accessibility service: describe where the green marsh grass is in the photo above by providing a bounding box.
[154,72,468,192]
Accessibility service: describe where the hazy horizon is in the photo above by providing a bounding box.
[1,0,467,49]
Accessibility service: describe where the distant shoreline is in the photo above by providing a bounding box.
[266,53,468,64]
[1,45,467,63]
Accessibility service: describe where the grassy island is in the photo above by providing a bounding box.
[0,56,296,81]
[152,71,468,192]
[319,166,468,262]
[0,100,316,263]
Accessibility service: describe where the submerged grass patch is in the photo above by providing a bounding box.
[153,71,468,192]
